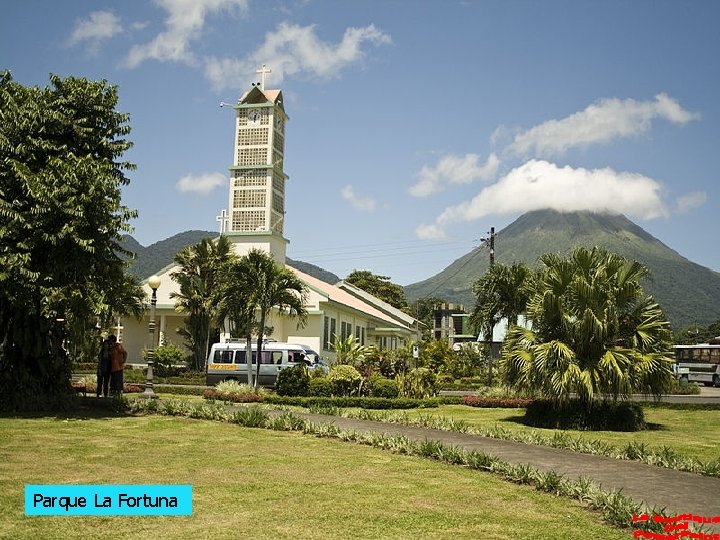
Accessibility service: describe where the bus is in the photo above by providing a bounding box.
[205,340,328,387]
[672,344,720,387]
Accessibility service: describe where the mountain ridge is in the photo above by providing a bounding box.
[404,210,720,330]
[122,230,341,286]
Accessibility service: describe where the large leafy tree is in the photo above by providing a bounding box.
[345,270,409,312]
[241,250,308,387]
[0,72,142,409]
[171,236,234,370]
[502,247,674,406]
[470,262,533,384]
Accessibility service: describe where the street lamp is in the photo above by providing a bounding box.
[141,275,161,399]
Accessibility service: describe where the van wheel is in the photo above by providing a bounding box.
[713,375,719,388]
[680,375,689,384]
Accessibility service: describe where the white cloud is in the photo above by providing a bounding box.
[205,22,391,91]
[415,223,447,240]
[68,11,122,50]
[341,185,376,212]
[675,191,707,214]
[409,153,499,197]
[125,0,248,68]
[509,94,699,157]
[417,160,668,237]
[176,172,225,194]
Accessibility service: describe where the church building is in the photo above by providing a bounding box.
[119,67,417,364]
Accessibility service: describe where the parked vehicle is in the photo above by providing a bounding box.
[672,344,720,387]
[205,340,327,386]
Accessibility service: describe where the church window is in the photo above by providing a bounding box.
[233,170,267,187]
[232,210,266,231]
[273,131,284,153]
[340,321,352,341]
[323,316,337,351]
[270,211,284,234]
[271,192,283,213]
[237,147,268,165]
[233,188,266,208]
[354,326,366,346]
[272,173,285,195]
[237,127,268,146]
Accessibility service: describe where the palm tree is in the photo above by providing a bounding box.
[170,236,234,370]
[332,334,367,367]
[214,256,257,385]
[470,262,533,384]
[241,250,309,387]
[502,246,674,407]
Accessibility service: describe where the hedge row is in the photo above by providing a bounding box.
[264,395,440,409]
[462,396,534,408]
[203,388,264,403]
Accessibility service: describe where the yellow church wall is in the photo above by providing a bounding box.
[121,310,187,364]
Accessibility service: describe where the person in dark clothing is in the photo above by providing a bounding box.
[109,335,127,396]
[97,337,111,397]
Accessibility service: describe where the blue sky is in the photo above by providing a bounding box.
[2,1,718,286]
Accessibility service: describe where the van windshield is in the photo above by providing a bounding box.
[302,349,321,363]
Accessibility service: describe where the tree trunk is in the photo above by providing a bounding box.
[245,334,253,386]
[254,314,266,389]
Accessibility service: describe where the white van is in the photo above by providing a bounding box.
[205,340,328,387]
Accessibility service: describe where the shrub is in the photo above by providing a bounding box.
[668,378,701,395]
[397,368,436,399]
[443,345,482,379]
[143,342,188,377]
[215,380,266,397]
[327,364,362,396]
[308,376,333,397]
[524,399,646,431]
[275,364,310,396]
[361,346,408,378]
[368,376,399,398]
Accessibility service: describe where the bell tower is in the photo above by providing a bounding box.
[220,65,289,263]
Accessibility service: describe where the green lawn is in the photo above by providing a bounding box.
[403,405,720,463]
[0,413,629,540]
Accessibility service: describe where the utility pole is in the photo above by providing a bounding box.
[481,227,495,266]
[480,227,497,386]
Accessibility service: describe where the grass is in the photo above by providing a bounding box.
[0,412,630,540]
[401,405,720,463]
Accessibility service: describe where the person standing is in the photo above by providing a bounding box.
[108,335,127,396]
[96,336,111,397]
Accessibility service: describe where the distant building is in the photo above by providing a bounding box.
[432,303,527,359]
[433,303,476,349]
[119,71,417,364]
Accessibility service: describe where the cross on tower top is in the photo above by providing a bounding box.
[256,64,272,90]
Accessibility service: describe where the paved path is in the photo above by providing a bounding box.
[290,411,720,527]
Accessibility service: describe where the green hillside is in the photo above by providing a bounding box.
[404,210,720,330]
[122,231,340,285]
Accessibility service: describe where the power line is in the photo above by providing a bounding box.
[289,238,469,259]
